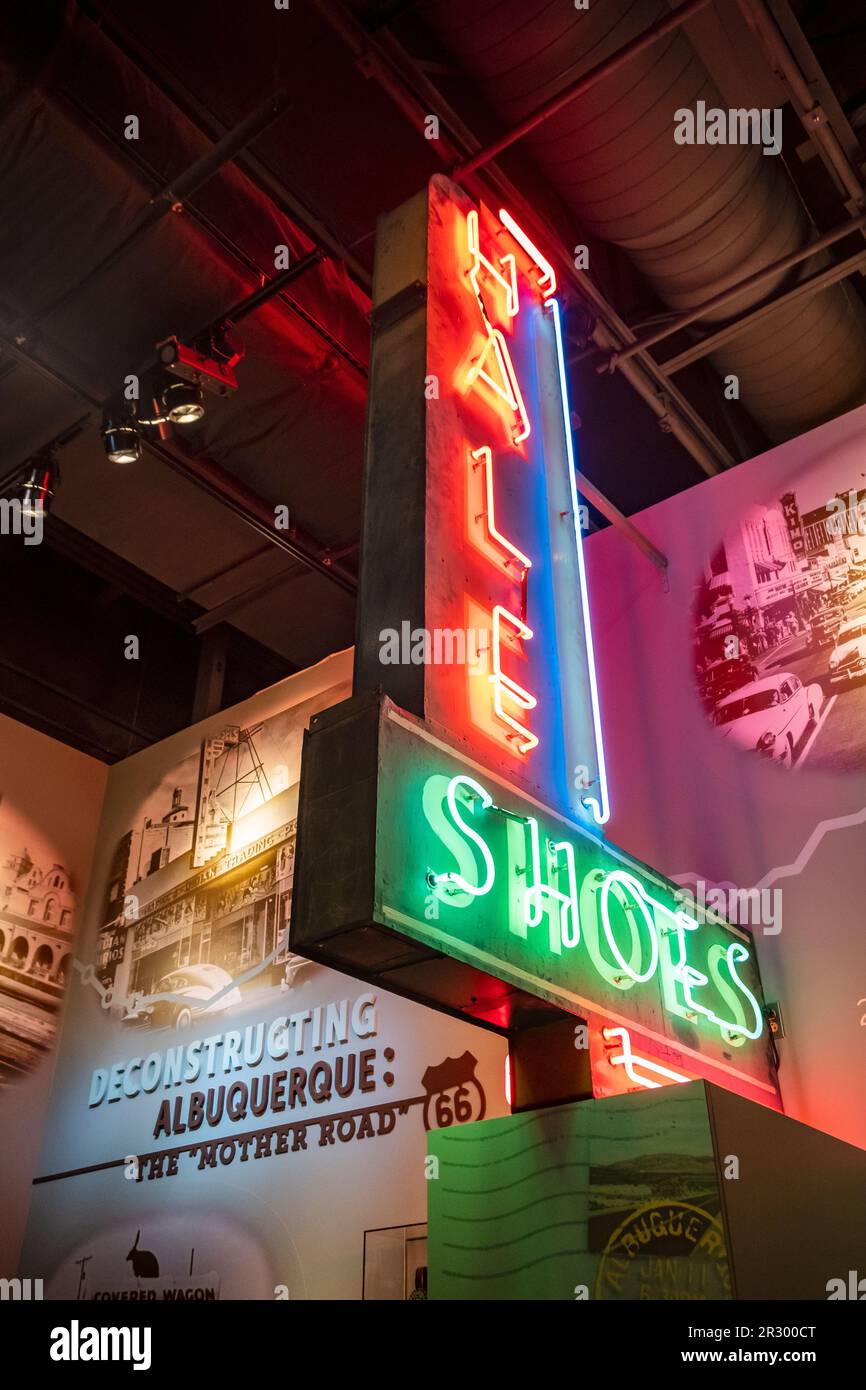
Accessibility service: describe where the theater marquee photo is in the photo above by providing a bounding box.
[1,0,865,1369]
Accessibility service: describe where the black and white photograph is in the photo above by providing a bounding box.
[93,706,319,1031]
[694,475,866,772]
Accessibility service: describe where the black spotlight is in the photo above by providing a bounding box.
[19,452,59,517]
[103,410,141,464]
[161,377,205,425]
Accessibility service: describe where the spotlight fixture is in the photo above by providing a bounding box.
[19,451,59,517]
[160,376,205,425]
[102,410,141,464]
[156,326,243,402]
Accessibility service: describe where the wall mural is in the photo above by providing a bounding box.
[0,798,76,1084]
[87,710,311,1030]
[21,661,507,1299]
[693,465,866,773]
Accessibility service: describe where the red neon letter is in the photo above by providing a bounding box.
[471,445,532,575]
[490,605,538,754]
[462,215,530,446]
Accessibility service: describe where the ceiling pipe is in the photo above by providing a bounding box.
[55,85,367,383]
[419,0,866,444]
[664,247,866,373]
[319,0,735,474]
[2,248,350,597]
[147,437,358,597]
[573,468,667,572]
[459,145,735,472]
[315,0,734,490]
[591,320,722,474]
[452,0,714,179]
[132,247,327,380]
[220,250,325,326]
[605,212,866,368]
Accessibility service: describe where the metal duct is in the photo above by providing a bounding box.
[421,0,866,442]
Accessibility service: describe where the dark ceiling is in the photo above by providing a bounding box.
[1,0,864,759]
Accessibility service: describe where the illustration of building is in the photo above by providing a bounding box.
[801,487,866,571]
[0,850,75,1004]
[95,726,295,1007]
[696,499,830,662]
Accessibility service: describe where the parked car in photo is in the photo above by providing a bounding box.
[712,673,823,767]
[829,617,866,683]
[809,607,841,648]
[698,655,757,711]
[125,962,243,1030]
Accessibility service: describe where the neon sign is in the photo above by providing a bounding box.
[373,703,777,1105]
[294,177,779,1111]
[426,772,763,1045]
[601,1027,690,1090]
[423,177,609,827]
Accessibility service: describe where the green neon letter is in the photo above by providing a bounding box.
[719,943,763,1040]
[599,871,660,985]
[427,774,495,900]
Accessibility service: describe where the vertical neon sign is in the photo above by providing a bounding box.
[424,177,609,828]
[297,174,778,1108]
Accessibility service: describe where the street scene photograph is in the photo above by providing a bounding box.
[694,469,866,773]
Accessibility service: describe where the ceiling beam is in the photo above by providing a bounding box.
[738,0,866,217]
[603,212,866,371]
[191,541,359,633]
[72,0,373,295]
[0,331,358,598]
[662,247,866,373]
[17,86,292,337]
[41,517,202,629]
